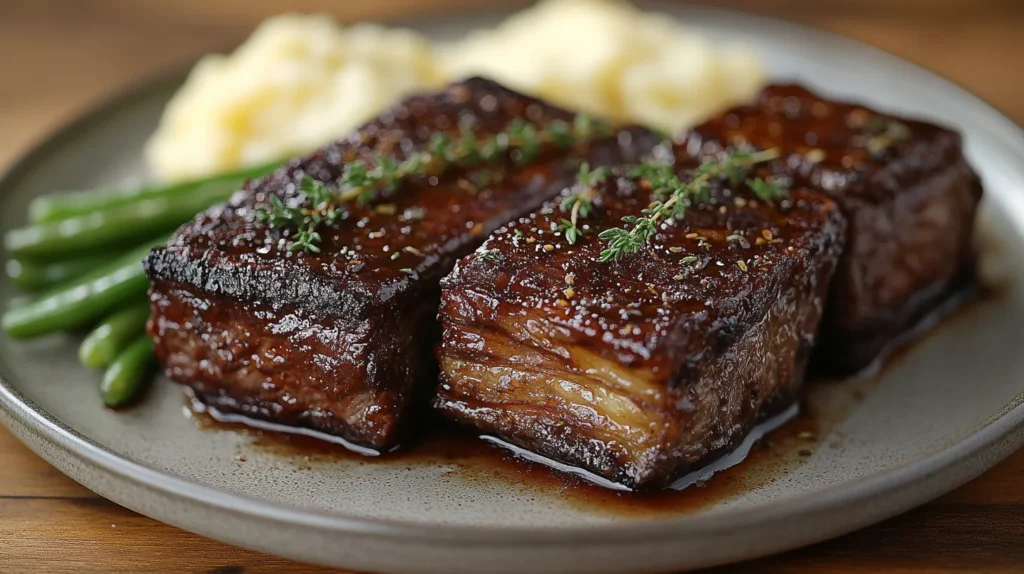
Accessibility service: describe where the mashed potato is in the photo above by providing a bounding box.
[145,15,443,182]
[146,1,764,182]
[444,0,763,131]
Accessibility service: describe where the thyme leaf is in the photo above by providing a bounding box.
[746,177,786,203]
[256,113,614,253]
[598,148,782,263]
[555,162,610,245]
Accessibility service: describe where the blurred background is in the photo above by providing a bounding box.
[4,0,1023,169]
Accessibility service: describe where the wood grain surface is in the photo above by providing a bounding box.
[1,1,1022,572]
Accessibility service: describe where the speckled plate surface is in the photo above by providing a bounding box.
[1,4,1023,573]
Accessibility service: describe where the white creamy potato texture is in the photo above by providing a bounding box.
[445,0,764,131]
[145,0,764,182]
[145,16,443,182]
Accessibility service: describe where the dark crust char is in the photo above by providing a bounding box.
[435,172,845,489]
[680,84,983,374]
[145,78,662,449]
[148,278,438,447]
[146,77,656,321]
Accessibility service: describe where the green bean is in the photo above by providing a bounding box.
[78,301,151,370]
[28,160,279,224]
[100,337,156,408]
[1,238,163,339]
[5,255,108,293]
[5,177,238,261]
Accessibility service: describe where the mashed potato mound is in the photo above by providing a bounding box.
[444,0,764,131]
[146,1,765,182]
[145,15,443,182]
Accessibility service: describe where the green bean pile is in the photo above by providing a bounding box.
[1,161,278,407]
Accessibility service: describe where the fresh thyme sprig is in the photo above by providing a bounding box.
[255,177,342,253]
[256,113,613,253]
[746,176,786,203]
[597,148,782,263]
[555,162,610,245]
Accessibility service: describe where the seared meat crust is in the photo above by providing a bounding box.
[680,84,982,374]
[145,78,660,450]
[435,171,845,489]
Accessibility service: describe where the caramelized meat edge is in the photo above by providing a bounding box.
[435,171,845,488]
[680,84,982,374]
[145,78,661,449]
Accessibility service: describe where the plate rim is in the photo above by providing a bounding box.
[1,1,1023,549]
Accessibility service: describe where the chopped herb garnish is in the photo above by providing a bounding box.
[479,248,501,261]
[681,255,698,265]
[557,220,581,245]
[254,177,340,253]
[577,162,611,188]
[598,148,782,262]
[555,162,609,245]
[255,113,613,252]
[746,177,786,203]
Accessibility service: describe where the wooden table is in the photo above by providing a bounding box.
[1,1,1022,572]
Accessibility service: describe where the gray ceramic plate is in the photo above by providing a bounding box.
[1,4,1023,573]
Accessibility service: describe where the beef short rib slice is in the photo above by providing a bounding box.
[434,172,845,489]
[144,78,660,451]
[680,84,983,375]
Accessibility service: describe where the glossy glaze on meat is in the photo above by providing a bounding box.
[145,78,661,450]
[434,171,845,489]
[679,84,983,374]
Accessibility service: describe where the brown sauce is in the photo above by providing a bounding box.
[185,282,1002,516]
[190,398,819,517]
